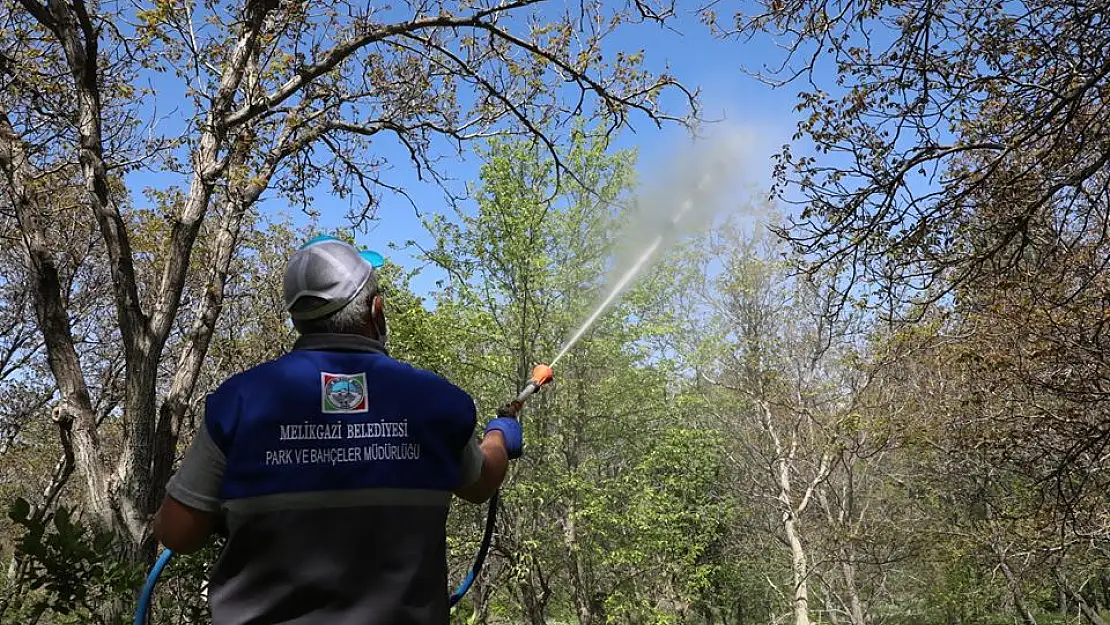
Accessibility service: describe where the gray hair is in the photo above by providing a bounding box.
[291,272,381,335]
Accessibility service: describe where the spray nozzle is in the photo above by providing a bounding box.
[530,364,554,387]
[498,364,555,418]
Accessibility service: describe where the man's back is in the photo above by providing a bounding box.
[170,334,481,625]
[156,236,520,625]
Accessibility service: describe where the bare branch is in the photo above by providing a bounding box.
[148,0,278,346]
[225,7,545,129]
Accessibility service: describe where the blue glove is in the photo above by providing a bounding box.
[485,417,523,460]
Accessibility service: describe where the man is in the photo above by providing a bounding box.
[153,235,523,624]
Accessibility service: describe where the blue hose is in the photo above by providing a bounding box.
[133,548,174,625]
[449,489,499,607]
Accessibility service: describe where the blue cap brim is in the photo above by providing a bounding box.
[359,250,385,268]
[298,235,385,268]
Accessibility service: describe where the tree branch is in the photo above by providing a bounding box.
[0,108,114,525]
[1058,569,1110,625]
[148,0,277,346]
[149,103,327,505]
[5,408,77,586]
[224,6,545,129]
[14,0,57,35]
[32,0,150,359]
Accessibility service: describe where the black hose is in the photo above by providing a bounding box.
[449,489,499,606]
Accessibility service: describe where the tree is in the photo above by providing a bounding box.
[0,0,698,617]
[689,210,924,625]
[692,212,830,625]
[708,6,1110,620]
[415,129,643,625]
[707,0,1110,322]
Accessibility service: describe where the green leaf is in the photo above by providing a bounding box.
[9,496,30,523]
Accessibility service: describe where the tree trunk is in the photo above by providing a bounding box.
[564,378,604,625]
[6,11,277,624]
[775,440,815,625]
[564,500,596,625]
[841,558,865,625]
[3,107,134,625]
[758,397,827,625]
[517,577,549,625]
[818,482,867,625]
[1059,571,1110,625]
[999,559,1037,625]
[782,511,812,625]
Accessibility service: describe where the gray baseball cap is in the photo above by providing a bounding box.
[283,235,385,321]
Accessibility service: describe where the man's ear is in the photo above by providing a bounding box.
[371,294,387,339]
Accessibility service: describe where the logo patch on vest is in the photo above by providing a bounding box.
[321,372,368,413]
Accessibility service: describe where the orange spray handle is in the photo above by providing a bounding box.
[530,364,554,386]
[498,364,554,418]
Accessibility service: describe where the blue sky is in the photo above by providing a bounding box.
[346,7,811,295]
[126,3,816,298]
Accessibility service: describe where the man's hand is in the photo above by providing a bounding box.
[153,496,219,554]
[484,414,523,459]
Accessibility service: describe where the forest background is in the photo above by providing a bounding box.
[2,1,1108,624]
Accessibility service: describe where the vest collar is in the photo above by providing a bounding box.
[292,333,389,356]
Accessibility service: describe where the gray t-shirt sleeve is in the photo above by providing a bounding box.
[459,436,483,488]
[165,423,227,513]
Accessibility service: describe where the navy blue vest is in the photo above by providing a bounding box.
[202,334,477,625]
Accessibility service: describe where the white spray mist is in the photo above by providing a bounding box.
[551,126,758,366]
